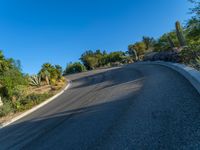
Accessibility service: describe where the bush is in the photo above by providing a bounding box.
[17,93,52,111]
[64,62,86,74]
[39,63,63,85]
[179,45,200,64]
[0,102,13,117]
[0,68,28,99]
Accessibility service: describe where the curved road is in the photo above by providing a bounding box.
[0,63,200,149]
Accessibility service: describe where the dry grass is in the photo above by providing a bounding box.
[0,79,68,125]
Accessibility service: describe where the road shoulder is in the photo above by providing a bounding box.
[138,61,200,95]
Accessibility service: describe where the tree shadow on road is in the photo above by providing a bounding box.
[0,85,143,150]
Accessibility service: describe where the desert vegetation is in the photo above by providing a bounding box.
[0,52,66,118]
[65,1,200,74]
[64,50,133,74]
[0,0,199,120]
[129,0,200,70]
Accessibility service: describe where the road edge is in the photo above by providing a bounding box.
[0,80,72,129]
[139,61,200,95]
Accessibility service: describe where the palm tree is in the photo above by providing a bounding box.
[40,70,50,85]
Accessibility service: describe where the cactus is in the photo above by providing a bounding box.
[167,36,175,49]
[29,75,41,87]
[175,21,187,47]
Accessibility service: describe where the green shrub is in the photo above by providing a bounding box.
[64,62,86,74]
[0,102,13,117]
[0,68,28,99]
[17,93,52,111]
[180,44,200,64]
[39,63,63,85]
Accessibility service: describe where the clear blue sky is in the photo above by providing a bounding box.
[0,0,192,74]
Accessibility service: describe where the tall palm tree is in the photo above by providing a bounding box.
[40,70,50,85]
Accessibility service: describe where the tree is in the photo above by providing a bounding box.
[189,0,200,19]
[142,36,155,50]
[0,67,28,100]
[0,51,28,100]
[186,17,200,44]
[107,51,125,63]
[128,42,146,60]
[40,70,50,85]
[128,45,138,60]
[0,51,13,74]
[39,63,63,85]
[80,50,105,70]
[64,62,86,74]
[55,65,63,79]
[153,32,179,51]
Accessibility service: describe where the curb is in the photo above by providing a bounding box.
[0,80,72,129]
[139,61,200,95]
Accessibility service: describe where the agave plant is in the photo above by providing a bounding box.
[29,75,41,87]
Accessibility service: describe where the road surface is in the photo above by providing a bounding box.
[0,63,200,150]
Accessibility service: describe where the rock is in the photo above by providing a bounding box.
[144,52,158,61]
[144,50,181,63]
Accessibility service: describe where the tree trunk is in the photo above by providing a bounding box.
[45,76,50,85]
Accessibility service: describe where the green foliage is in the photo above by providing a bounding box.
[153,32,179,51]
[80,50,105,70]
[142,36,155,50]
[16,93,52,111]
[186,18,200,44]
[107,51,125,63]
[128,42,146,60]
[39,63,63,85]
[0,102,13,117]
[0,51,14,74]
[0,67,28,99]
[85,56,98,70]
[80,50,125,70]
[167,36,175,49]
[189,0,200,19]
[0,52,65,118]
[29,75,41,87]
[64,62,86,74]
[128,45,138,60]
[55,65,63,79]
[180,44,200,63]
[194,56,200,70]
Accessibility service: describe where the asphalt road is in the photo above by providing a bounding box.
[0,63,200,150]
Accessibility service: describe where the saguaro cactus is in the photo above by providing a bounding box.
[175,21,187,47]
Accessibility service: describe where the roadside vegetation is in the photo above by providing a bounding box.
[65,1,200,74]
[128,0,200,70]
[0,0,199,120]
[0,52,66,118]
[64,50,133,74]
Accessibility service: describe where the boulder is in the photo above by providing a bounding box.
[144,50,181,63]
